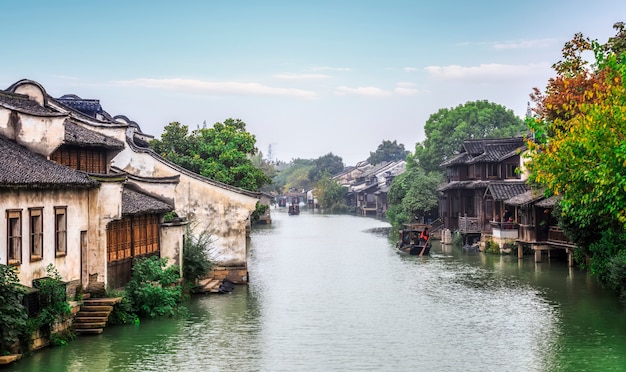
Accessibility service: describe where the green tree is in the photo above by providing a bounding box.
[415,100,526,173]
[272,158,315,193]
[367,140,409,165]
[386,154,441,228]
[151,119,271,192]
[308,153,344,183]
[315,171,348,210]
[0,264,27,354]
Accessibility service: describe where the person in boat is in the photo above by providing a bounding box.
[419,227,429,244]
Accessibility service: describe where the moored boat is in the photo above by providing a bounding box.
[396,223,431,256]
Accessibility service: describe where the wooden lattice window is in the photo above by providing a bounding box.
[55,207,67,256]
[29,208,43,261]
[107,218,132,262]
[7,210,22,265]
[51,146,107,174]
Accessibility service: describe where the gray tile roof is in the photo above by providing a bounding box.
[485,182,528,201]
[0,136,99,189]
[441,137,525,166]
[64,121,125,149]
[505,189,545,206]
[0,91,61,116]
[437,180,490,192]
[536,195,561,208]
[122,187,173,215]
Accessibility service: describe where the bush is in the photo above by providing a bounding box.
[485,240,500,254]
[589,229,626,297]
[329,202,348,214]
[106,290,138,325]
[0,264,27,355]
[452,231,463,248]
[183,227,215,284]
[125,256,184,318]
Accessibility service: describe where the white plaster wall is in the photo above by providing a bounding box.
[0,188,90,287]
[113,150,258,266]
[161,223,186,276]
[15,114,66,157]
[87,182,123,287]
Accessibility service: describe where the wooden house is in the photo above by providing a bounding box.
[438,137,527,242]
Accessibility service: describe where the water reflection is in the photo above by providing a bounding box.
[9,212,626,371]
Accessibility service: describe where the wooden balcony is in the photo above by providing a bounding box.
[458,215,480,234]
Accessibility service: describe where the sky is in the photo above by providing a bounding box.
[1,1,624,165]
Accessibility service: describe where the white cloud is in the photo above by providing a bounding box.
[273,73,330,80]
[424,63,551,81]
[114,78,317,98]
[403,67,418,71]
[334,86,393,96]
[333,83,420,97]
[493,39,556,49]
[310,66,352,72]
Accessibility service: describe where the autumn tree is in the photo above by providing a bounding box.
[150,118,271,192]
[526,22,626,296]
[367,140,409,165]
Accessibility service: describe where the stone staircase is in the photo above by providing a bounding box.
[73,297,123,335]
[196,277,222,293]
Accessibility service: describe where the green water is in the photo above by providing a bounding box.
[7,212,626,371]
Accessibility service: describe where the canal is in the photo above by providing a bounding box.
[9,211,626,371]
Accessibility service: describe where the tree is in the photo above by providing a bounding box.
[151,118,271,191]
[386,153,441,228]
[367,140,409,165]
[415,101,526,173]
[526,23,626,296]
[315,171,348,210]
[307,153,344,183]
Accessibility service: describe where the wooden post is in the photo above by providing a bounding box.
[517,243,523,259]
[534,249,542,263]
[568,249,574,267]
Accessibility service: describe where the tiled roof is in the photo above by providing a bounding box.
[0,136,98,189]
[437,180,489,192]
[0,91,61,116]
[505,189,545,206]
[122,187,173,215]
[485,182,528,201]
[536,195,561,208]
[64,121,125,149]
[441,137,525,166]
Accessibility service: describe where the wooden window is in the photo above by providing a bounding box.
[29,208,43,261]
[55,207,67,256]
[7,210,22,265]
[487,163,499,178]
[107,218,132,262]
[504,163,520,179]
[51,146,107,174]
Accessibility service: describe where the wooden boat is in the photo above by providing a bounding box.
[396,223,431,256]
[288,204,300,215]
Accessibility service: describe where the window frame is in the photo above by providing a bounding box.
[29,208,44,262]
[55,207,67,257]
[7,210,22,265]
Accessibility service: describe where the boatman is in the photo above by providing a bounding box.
[419,227,430,244]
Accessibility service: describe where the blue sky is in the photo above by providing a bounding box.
[1,1,624,165]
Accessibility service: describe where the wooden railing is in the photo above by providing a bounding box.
[548,226,573,245]
[458,215,480,233]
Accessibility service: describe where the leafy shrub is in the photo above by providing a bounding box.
[485,240,500,254]
[33,265,72,336]
[183,227,215,284]
[106,290,138,325]
[329,202,348,214]
[0,264,27,355]
[125,256,184,318]
[452,231,463,248]
[589,229,626,297]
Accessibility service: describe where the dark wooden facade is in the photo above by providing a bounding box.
[438,137,526,236]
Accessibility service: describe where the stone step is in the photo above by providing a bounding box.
[82,297,123,306]
[74,328,103,335]
[76,311,110,317]
[73,322,106,329]
[74,316,108,323]
[80,305,113,312]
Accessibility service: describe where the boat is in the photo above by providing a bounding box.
[288,204,300,215]
[396,223,431,256]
